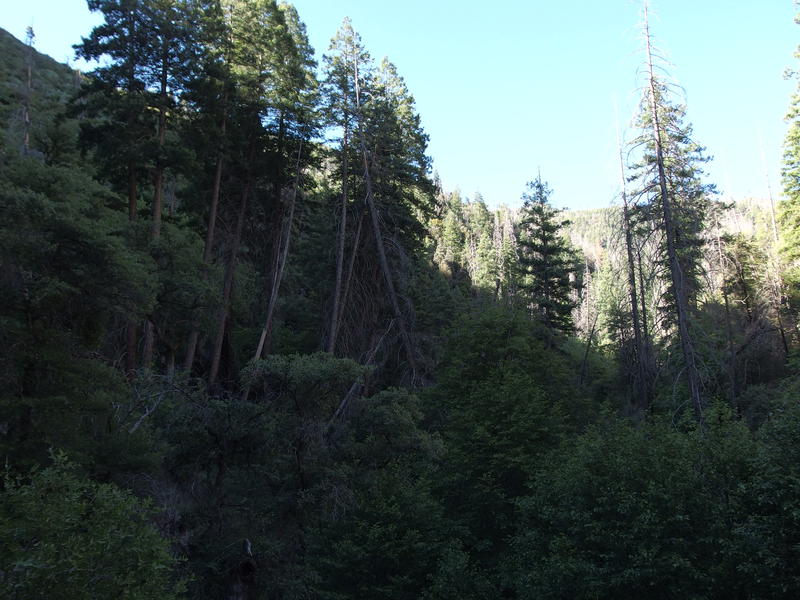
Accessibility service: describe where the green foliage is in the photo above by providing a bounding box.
[517,175,578,333]
[311,388,447,600]
[157,354,452,599]
[736,379,800,597]
[0,155,158,471]
[0,454,183,599]
[781,18,800,329]
[628,78,715,314]
[318,18,435,368]
[140,219,217,367]
[423,542,495,600]
[0,156,155,335]
[782,10,800,274]
[429,307,591,591]
[3,7,800,600]
[0,27,80,154]
[511,408,755,599]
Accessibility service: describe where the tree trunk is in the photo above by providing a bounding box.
[142,321,156,370]
[208,178,251,388]
[637,249,651,347]
[241,143,304,401]
[716,234,737,404]
[22,27,33,154]
[255,142,303,360]
[763,177,790,356]
[618,132,648,409]
[184,95,228,373]
[126,321,138,378]
[645,3,703,419]
[128,160,138,221]
[353,60,418,378]
[334,206,366,348]
[151,41,170,239]
[327,116,350,354]
[142,54,169,370]
[204,152,225,262]
[579,313,598,385]
[122,8,141,377]
[125,160,139,377]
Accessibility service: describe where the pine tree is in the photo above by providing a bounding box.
[74,0,153,222]
[203,0,316,385]
[625,5,716,417]
[322,17,370,354]
[780,5,800,338]
[517,175,577,334]
[321,19,433,376]
[782,3,800,260]
[367,56,435,252]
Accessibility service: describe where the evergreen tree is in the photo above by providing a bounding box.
[367,56,434,252]
[495,205,521,303]
[628,81,714,312]
[782,3,800,255]
[321,17,370,354]
[7,5,800,599]
[626,9,716,416]
[780,5,800,337]
[517,175,577,333]
[0,456,184,599]
[73,0,154,221]
[321,19,433,377]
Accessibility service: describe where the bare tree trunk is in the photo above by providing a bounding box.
[761,162,791,357]
[240,143,304,402]
[353,60,418,378]
[772,272,791,357]
[205,156,226,259]
[184,98,228,373]
[142,54,169,370]
[142,322,156,370]
[126,321,138,378]
[122,11,141,378]
[333,206,366,349]
[209,179,251,388]
[256,142,303,359]
[716,234,737,404]
[761,140,780,247]
[151,99,167,238]
[125,160,139,377]
[127,160,138,219]
[328,118,350,354]
[579,314,598,385]
[492,212,503,300]
[636,250,650,346]
[150,43,170,237]
[22,27,33,154]
[645,2,703,419]
[618,130,649,409]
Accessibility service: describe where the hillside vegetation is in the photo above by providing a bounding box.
[2,3,800,598]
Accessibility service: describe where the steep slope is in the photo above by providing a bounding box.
[0,27,80,152]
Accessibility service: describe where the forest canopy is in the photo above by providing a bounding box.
[1,1,800,598]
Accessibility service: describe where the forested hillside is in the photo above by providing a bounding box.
[2,2,800,598]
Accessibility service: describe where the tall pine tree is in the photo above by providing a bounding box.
[517,175,577,334]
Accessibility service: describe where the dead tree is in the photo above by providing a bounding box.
[617,126,652,409]
[327,110,350,354]
[644,2,703,419]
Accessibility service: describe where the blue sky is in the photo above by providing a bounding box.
[4,1,797,209]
